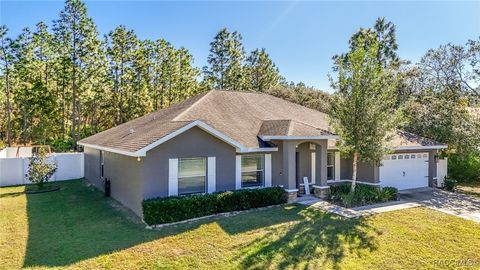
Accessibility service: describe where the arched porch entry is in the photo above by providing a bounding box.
[278,139,330,200]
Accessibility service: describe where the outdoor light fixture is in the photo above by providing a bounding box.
[137,157,141,162]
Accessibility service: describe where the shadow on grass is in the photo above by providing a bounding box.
[22,180,198,267]
[220,205,378,270]
[23,180,378,268]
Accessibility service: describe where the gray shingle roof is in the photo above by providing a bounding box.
[79,90,446,154]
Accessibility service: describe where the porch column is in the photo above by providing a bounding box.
[313,139,329,198]
[282,140,298,202]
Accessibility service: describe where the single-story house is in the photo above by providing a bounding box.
[78,90,447,216]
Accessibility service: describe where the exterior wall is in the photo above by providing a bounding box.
[339,155,379,183]
[296,143,313,184]
[338,149,440,187]
[143,127,237,200]
[84,147,102,190]
[84,146,144,216]
[104,152,145,216]
[270,139,328,190]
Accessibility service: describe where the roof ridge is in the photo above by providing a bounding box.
[172,90,214,121]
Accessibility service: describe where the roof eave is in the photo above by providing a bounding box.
[394,145,448,150]
[260,135,339,141]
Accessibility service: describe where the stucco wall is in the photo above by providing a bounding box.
[143,127,237,200]
[84,147,102,190]
[339,155,378,183]
[104,151,145,216]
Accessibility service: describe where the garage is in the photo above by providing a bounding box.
[379,153,429,190]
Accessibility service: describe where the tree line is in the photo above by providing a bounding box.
[1,0,479,185]
[0,0,294,150]
[330,18,480,186]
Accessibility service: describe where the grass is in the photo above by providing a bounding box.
[457,182,480,197]
[1,180,479,270]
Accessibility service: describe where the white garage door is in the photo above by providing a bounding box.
[379,153,429,190]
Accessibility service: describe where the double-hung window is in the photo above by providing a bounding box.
[327,152,334,180]
[178,157,206,195]
[241,154,264,187]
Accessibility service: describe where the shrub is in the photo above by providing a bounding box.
[328,183,398,208]
[379,187,398,201]
[142,187,287,225]
[448,153,480,183]
[25,150,58,188]
[444,178,458,191]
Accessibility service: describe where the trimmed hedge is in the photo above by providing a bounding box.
[142,187,287,225]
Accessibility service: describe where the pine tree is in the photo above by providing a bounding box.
[0,26,13,146]
[204,28,245,90]
[244,48,282,92]
[106,25,138,124]
[53,0,102,148]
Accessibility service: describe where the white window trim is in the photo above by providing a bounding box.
[334,151,341,181]
[168,158,178,196]
[207,157,216,193]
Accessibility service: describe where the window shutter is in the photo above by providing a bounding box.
[335,151,341,181]
[235,155,242,189]
[207,157,216,193]
[311,152,316,184]
[264,154,272,187]
[168,158,178,196]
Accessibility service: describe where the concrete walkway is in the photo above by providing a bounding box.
[297,196,361,218]
[296,188,480,223]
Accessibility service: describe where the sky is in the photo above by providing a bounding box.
[1,1,479,92]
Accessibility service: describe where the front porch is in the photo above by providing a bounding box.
[272,139,333,201]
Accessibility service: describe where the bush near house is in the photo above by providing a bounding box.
[328,183,398,208]
[444,178,458,191]
[142,187,287,225]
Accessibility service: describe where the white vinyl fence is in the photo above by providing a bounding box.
[0,152,84,187]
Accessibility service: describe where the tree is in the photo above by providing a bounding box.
[0,26,13,146]
[418,39,480,99]
[106,25,138,124]
[203,28,245,90]
[335,17,399,69]
[330,37,400,191]
[53,0,102,148]
[244,48,282,92]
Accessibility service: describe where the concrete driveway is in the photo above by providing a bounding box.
[399,188,480,223]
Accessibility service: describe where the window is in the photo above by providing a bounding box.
[405,155,410,159]
[178,157,206,195]
[423,153,428,158]
[327,152,334,180]
[392,155,397,160]
[241,154,264,187]
[398,155,404,159]
[411,154,416,159]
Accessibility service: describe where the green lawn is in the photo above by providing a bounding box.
[1,180,479,270]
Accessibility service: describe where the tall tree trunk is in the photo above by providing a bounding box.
[351,151,358,192]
